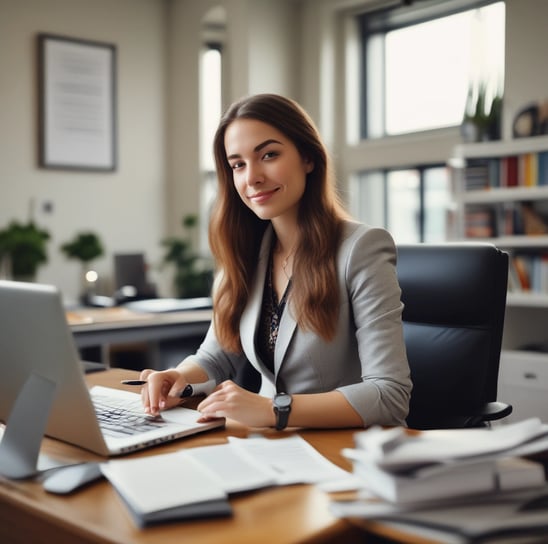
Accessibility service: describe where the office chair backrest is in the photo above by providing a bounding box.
[396,243,509,430]
[114,253,148,292]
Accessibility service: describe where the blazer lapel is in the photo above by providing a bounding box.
[240,227,274,378]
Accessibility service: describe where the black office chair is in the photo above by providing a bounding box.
[113,253,157,303]
[396,242,512,430]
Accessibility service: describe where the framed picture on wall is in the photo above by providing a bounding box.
[37,33,117,171]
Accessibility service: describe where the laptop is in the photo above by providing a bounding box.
[0,280,224,457]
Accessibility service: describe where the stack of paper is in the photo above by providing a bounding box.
[340,418,548,505]
[329,418,548,542]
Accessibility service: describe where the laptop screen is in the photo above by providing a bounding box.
[0,280,108,454]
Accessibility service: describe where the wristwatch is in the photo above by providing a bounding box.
[273,392,292,431]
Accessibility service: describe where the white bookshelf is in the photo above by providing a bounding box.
[450,137,548,423]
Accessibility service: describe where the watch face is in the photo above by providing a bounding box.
[275,393,292,408]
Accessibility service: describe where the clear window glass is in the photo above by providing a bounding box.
[352,166,452,243]
[423,166,453,242]
[199,47,222,171]
[386,170,421,243]
[199,46,222,252]
[349,171,385,227]
[363,1,505,137]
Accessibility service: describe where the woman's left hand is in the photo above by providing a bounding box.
[197,380,276,427]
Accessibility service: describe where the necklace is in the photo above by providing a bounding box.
[278,246,295,280]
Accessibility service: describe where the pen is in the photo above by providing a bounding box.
[120,379,216,398]
[179,379,216,398]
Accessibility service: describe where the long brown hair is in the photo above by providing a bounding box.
[210,93,350,353]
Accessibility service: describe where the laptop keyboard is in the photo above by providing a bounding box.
[92,394,166,438]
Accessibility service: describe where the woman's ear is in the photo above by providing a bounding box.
[304,158,314,173]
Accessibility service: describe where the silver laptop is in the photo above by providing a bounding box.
[0,280,224,456]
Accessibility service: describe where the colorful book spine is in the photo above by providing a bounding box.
[538,151,548,185]
[509,253,548,294]
[468,152,548,188]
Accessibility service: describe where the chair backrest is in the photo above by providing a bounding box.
[396,243,509,429]
[114,253,148,292]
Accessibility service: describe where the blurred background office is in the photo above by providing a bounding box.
[1,0,547,304]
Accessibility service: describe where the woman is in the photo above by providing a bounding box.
[141,93,411,429]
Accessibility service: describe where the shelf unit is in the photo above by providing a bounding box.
[450,136,548,423]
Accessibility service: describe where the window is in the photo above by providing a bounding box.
[199,46,222,172]
[198,5,226,253]
[360,0,505,138]
[351,165,453,243]
[199,44,222,252]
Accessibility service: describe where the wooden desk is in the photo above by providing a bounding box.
[68,308,212,368]
[0,369,365,544]
[68,307,212,348]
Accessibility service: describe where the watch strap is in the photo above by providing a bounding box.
[275,405,290,431]
[273,393,292,431]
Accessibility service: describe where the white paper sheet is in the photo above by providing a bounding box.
[228,434,351,485]
[101,451,226,514]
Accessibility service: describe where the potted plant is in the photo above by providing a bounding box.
[61,232,105,303]
[161,214,213,298]
[61,232,104,264]
[461,82,502,142]
[0,221,50,281]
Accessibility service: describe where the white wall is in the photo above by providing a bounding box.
[0,0,168,302]
[504,0,548,138]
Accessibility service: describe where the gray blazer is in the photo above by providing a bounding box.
[193,221,412,426]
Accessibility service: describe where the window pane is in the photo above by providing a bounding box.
[423,166,452,242]
[387,170,420,243]
[366,2,505,136]
[351,171,385,227]
[350,167,451,243]
[199,47,222,253]
[199,48,222,170]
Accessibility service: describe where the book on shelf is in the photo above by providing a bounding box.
[472,201,548,238]
[538,150,548,185]
[512,255,532,291]
[509,253,548,294]
[464,206,495,237]
[521,202,548,235]
[519,153,538,187]
[462,150,548,189]
[501,155,519,187]
[464,158,491,190]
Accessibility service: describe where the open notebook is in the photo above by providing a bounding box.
[0,280,223,456]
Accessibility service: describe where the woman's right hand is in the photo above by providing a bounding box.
[139,368,187,416]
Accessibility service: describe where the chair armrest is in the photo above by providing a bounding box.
[479,401,513,422]
[461,402,513,428]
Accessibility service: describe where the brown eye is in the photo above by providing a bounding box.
[230,161,244,170]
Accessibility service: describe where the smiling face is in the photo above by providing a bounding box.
[224,118,313,223]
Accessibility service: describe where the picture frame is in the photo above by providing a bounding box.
[37,33,117,171]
